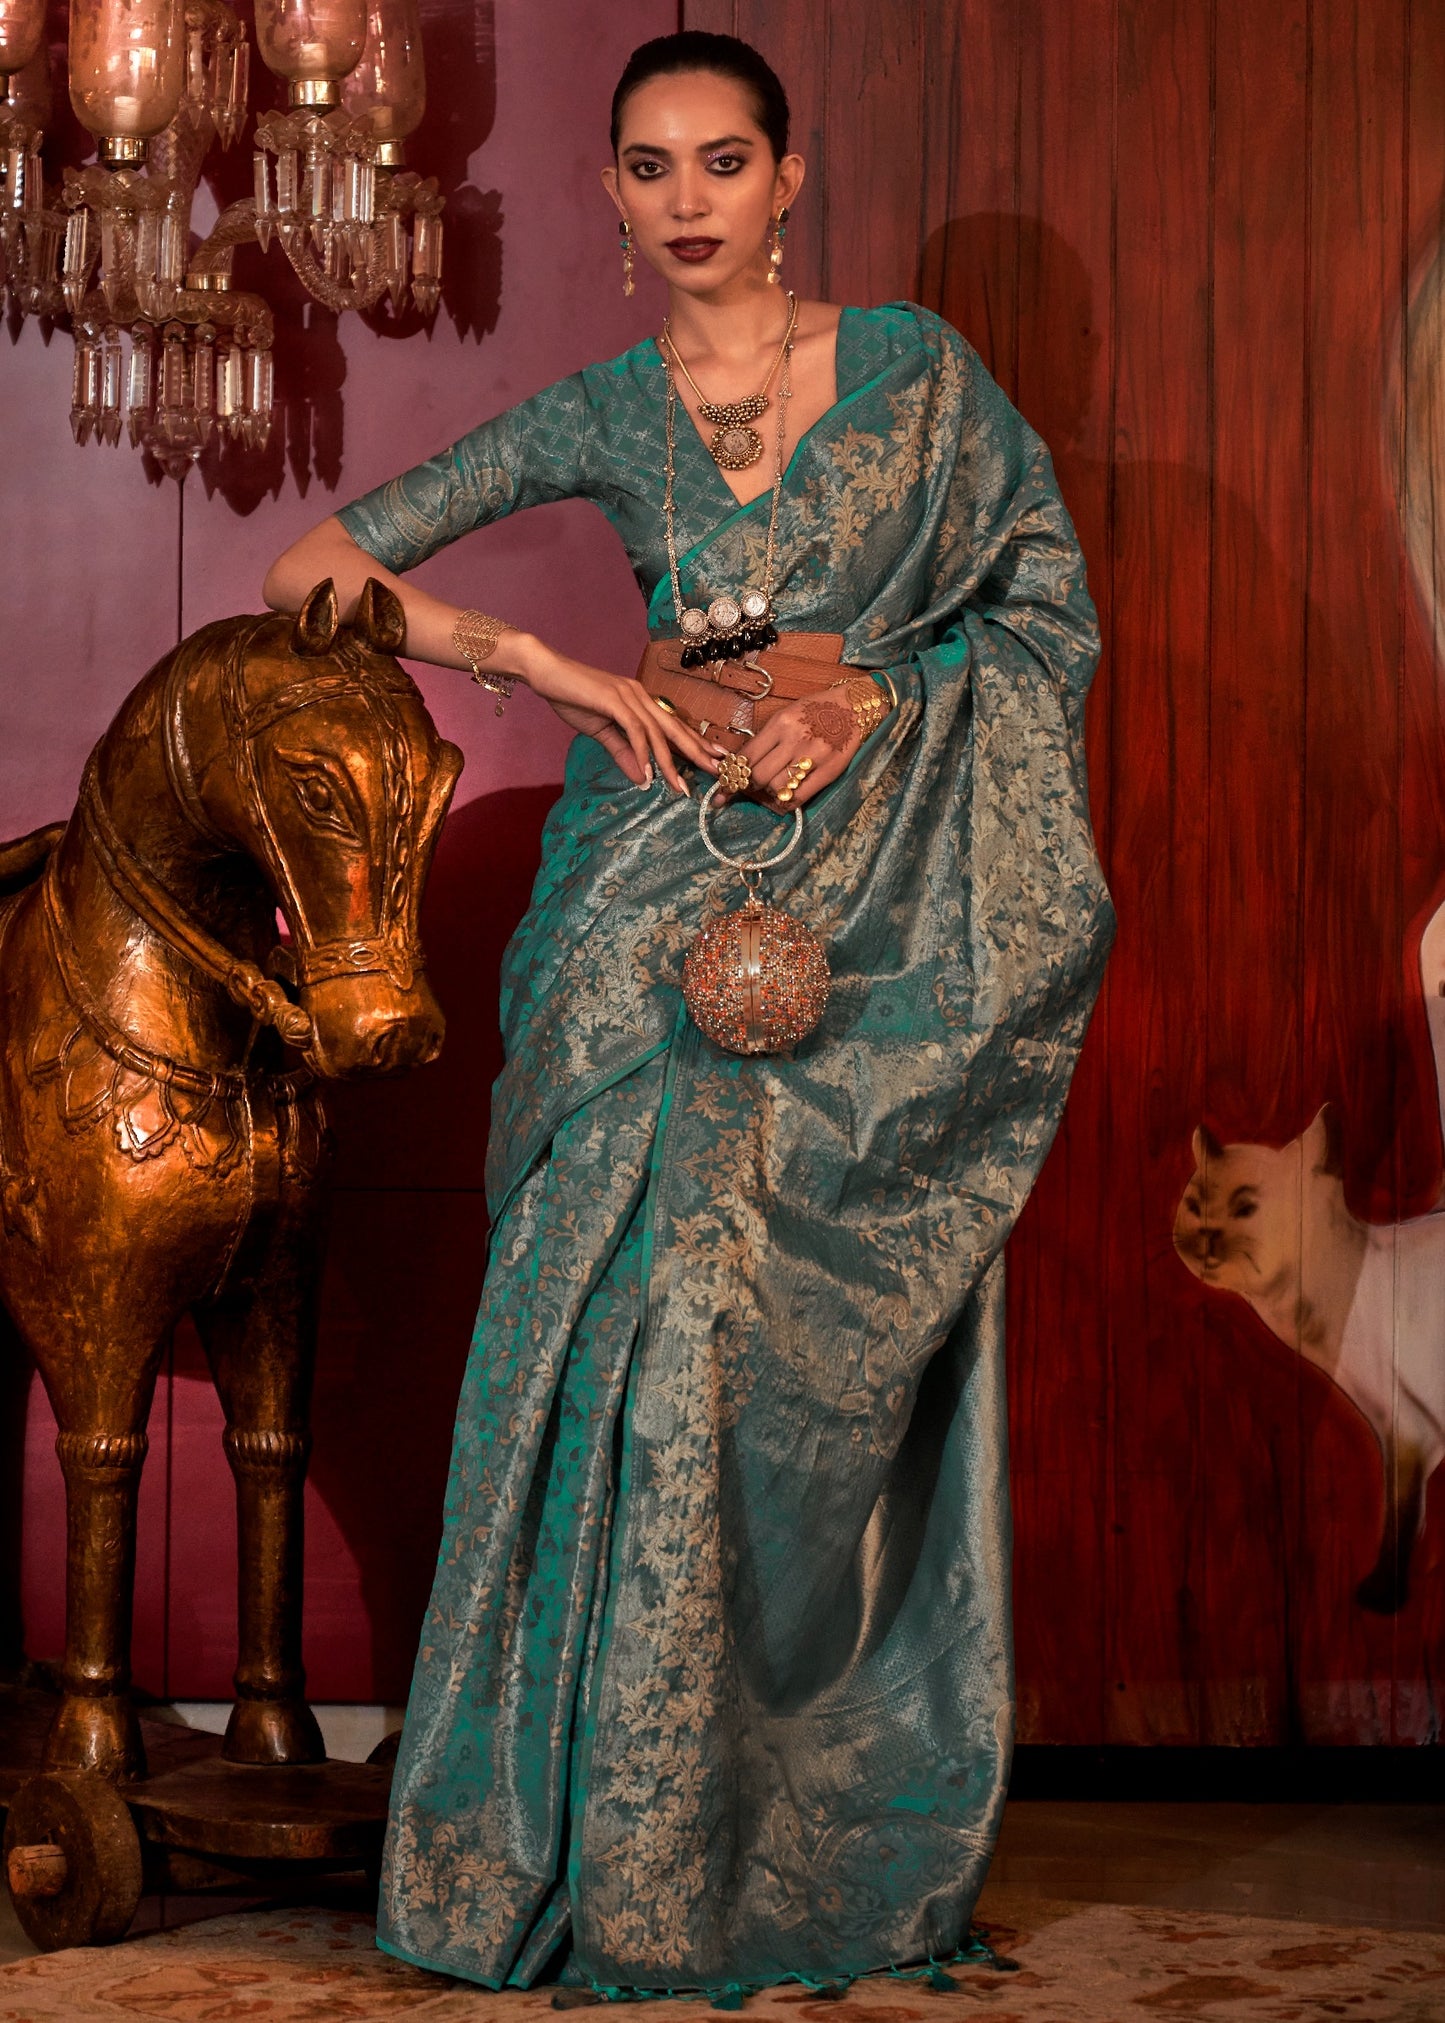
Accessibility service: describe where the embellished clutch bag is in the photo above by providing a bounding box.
[682,783,830,1056]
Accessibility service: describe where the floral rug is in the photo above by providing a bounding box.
[0,1898,1440,2022]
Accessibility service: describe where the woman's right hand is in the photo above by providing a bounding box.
[509,635,722,793]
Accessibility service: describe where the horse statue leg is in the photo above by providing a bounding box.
[195,1233,325,1767]
[49,1425,152,1780]
[31,1308,172,1782]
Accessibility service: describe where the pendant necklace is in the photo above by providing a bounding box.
[661,315,793,671]
[661,291,799,471]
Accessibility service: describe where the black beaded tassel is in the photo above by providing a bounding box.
[680,618,779,669]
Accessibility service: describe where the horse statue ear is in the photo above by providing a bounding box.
[355,578,407,655]
[292,580,341,657]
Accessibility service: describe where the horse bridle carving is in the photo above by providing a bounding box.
[62,617,432,1061]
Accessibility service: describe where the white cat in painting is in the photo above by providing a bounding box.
[1172,900,1445,1614]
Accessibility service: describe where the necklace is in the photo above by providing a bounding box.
[661,291,799,470]
[662,319,793,670]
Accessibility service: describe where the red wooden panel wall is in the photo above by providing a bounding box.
[690,0,1445,1743]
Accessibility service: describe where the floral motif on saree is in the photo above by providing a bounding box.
[338,303,1114,1995]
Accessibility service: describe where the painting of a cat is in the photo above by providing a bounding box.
[1172,902,1445,1613]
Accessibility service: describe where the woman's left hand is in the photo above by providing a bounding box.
[718,690,870,808]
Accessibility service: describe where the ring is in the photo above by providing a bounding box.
[776,756,814,804]
[717,752,752,794]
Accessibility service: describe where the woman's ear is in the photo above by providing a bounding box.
[600,163,623,214]
[775,152,806,213]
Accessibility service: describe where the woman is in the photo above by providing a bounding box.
[266,30,1111,1999]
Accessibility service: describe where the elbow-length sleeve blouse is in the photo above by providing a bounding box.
[334,373,596,574]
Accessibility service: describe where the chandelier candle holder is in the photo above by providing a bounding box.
[0,0,56,315]
[7,0,443,477]
[69,0,186,166]
[340,0,423,167]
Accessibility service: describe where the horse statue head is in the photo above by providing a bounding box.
[94,576,464,1080]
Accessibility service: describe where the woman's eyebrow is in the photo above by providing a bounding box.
[620,135,756,157]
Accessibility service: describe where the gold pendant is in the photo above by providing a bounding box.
[710,423,765,470]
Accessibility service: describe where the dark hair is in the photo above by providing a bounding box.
[610,31,790,161]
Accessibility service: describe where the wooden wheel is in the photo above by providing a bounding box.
[3,1770,143,1951]
[366,1730,402,1769]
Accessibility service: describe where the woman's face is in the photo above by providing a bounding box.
[604,69,803,299]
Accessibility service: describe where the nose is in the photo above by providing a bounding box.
[360,1008,444,1075]
[300,976,446,1080]
[672,171,709,219]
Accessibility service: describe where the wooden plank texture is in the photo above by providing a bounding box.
[1397,0,1445,1738]
[1196,0,1309,1746]
[1299,0,1412,1744]
[1103,0,1214,1743]
[1004,0,1116,1748]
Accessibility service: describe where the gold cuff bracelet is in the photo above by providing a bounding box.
[454,608,517,716]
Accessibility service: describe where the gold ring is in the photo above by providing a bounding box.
[718,751,752,794]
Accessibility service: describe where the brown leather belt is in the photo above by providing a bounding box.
[637,632,846,751]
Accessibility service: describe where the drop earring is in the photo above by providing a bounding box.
[619,217,635,297]
[767,206,789,285]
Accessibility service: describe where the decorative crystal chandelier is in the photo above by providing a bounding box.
[0,0,444,479]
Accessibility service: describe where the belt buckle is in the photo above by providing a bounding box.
[733,652,775,700]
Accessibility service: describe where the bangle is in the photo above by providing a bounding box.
[453,608,517,716]
[830,671,891,740]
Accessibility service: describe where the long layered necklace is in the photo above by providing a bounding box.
[661,316,794,670]
[660,292,799,471]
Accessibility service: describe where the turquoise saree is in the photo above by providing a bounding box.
[337,303,1112,1994]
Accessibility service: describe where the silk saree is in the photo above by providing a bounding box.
[337,303,1113,1995]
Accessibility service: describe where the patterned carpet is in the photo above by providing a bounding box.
[0,1898,1441,2022]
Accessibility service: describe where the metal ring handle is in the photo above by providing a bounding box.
[698,777,804,871]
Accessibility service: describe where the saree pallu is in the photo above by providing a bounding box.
[343,306,1114,1993]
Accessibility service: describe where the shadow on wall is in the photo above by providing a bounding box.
[919,212,1102,456]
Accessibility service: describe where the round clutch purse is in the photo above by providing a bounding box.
[682,783,831,1055]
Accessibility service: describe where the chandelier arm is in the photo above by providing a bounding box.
[273,231,390,316]
[187,199,272,287]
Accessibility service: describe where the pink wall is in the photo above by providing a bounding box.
[2,0,676,1702]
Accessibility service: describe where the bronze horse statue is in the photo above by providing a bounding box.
[0,579,461,1784]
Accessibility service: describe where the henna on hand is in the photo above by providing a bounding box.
[798,697,857,750]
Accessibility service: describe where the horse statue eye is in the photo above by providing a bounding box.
[277,755,362,843]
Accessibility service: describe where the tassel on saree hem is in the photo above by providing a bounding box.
[546,1929,1021,2009]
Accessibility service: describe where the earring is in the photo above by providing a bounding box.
[767,206,790,285]
[619,217,635,297]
